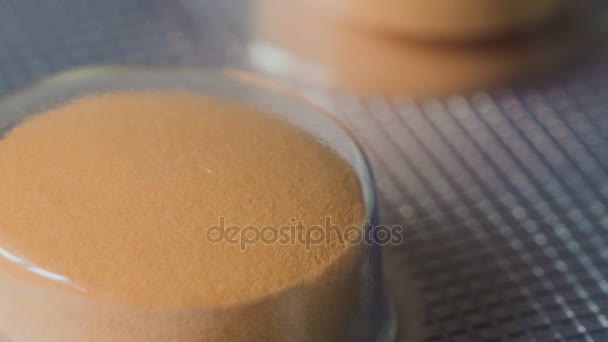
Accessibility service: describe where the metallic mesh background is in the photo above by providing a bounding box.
[2,0,608,341]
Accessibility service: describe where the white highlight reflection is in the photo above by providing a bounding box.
[0,246,84,292]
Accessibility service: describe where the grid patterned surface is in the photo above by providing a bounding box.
[2,0,608,341]
[337,82,608,341]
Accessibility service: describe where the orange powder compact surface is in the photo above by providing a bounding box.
[0,90,366,341]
